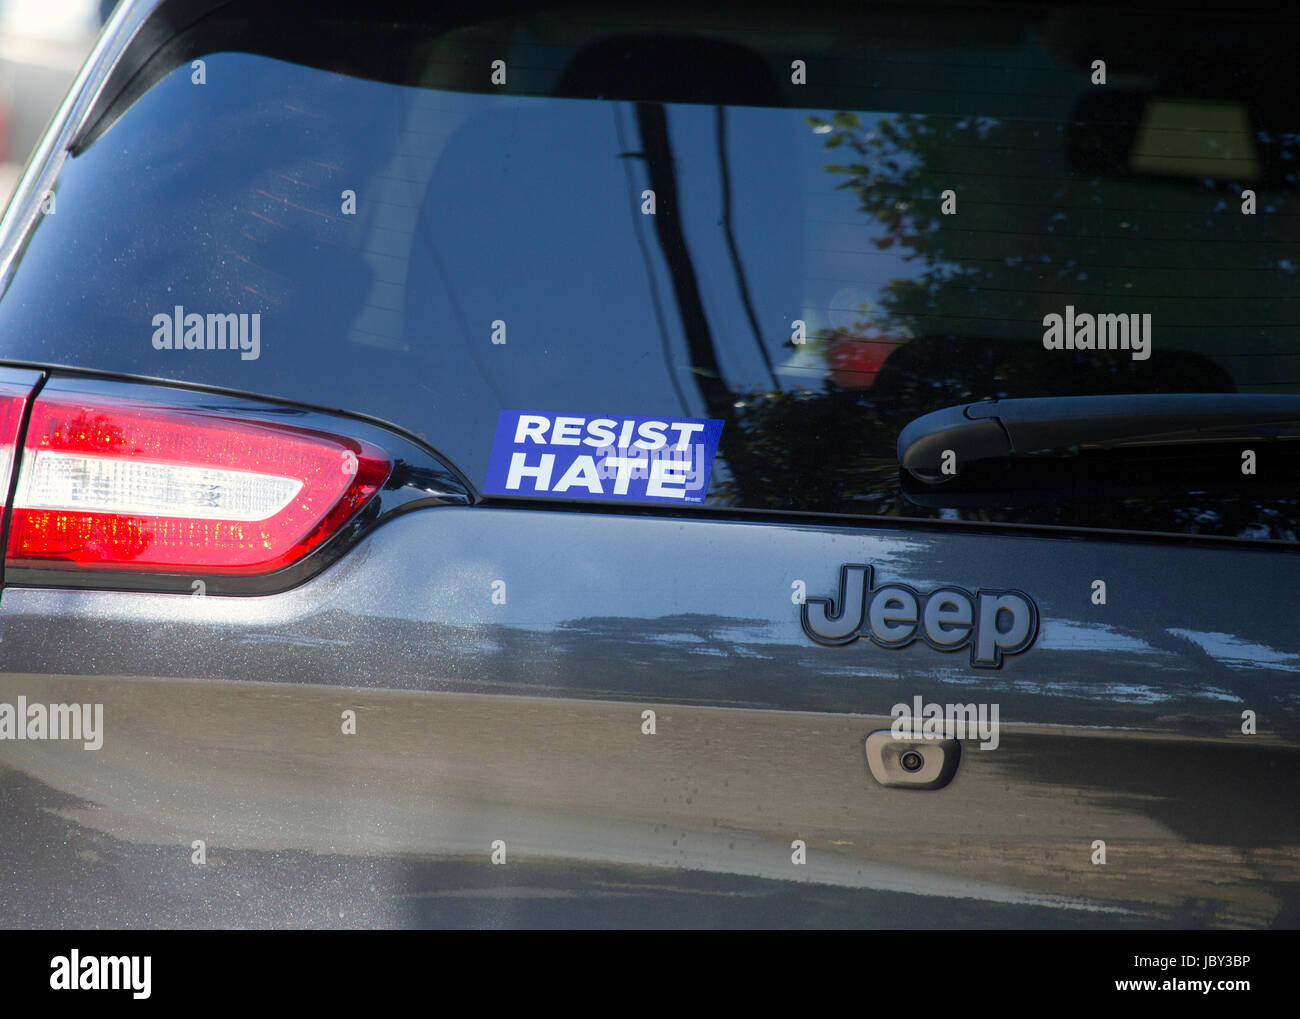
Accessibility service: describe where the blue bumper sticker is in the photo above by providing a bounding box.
[484,411,724,504]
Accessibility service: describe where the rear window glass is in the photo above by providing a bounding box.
[2,0,1298,541]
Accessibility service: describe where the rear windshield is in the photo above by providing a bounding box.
[2,0,1298,541]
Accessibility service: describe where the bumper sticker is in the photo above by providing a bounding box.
[484,410,724,504]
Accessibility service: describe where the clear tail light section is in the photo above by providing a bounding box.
[5,389,391,574]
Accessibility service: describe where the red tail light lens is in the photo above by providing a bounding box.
[0,380,36,512]
[5,394,391,573]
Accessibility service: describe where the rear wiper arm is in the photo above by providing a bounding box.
[897,394,1300,507]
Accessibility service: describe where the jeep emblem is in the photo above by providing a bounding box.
[801,564,1037,668]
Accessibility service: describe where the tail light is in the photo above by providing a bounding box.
[4,391,391,574]
[0,376,38,512]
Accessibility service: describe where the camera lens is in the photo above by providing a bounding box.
[900,749,924,772]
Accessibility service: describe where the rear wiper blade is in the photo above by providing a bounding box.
[897,394,1300,508]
